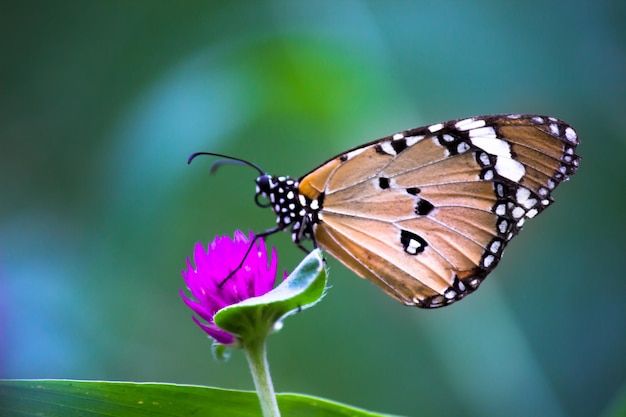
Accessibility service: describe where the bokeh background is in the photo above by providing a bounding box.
[2,1,625,416]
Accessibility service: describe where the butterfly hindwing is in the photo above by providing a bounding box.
[298,114,580,307]
[315,219,454,305]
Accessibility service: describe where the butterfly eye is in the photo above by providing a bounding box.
[254,175,274,208]
[255,175,271,194]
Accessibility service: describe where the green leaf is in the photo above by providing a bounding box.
[0,380,404,417]
[214,249,326,342]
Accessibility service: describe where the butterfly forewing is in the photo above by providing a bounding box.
[298,114,580,307]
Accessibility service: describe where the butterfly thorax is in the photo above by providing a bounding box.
[255,174,323,245]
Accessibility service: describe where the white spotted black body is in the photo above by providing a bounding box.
[255,174,322,248]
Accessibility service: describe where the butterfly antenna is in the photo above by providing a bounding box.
[188,152,279,287]
[187,152,266,176]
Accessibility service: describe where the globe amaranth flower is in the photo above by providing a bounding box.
[180,230,282,345]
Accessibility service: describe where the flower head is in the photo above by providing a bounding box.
[180,230,281,345]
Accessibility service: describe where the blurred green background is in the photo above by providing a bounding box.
[1,1,625,416]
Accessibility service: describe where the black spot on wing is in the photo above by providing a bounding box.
[415,199,434,216]
[374,144,386,155]
[400,230,428,255]
[391,138,408,154]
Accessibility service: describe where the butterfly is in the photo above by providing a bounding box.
[190,114,580,308]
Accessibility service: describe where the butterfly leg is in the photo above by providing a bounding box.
[218,225,284,287]
[295,243,310,254]
[294,230,328,267]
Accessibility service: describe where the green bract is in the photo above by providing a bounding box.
[214,249,327,346]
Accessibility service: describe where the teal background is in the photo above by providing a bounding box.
[1,1,625,417]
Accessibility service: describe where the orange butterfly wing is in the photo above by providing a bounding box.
[298,115,580,307]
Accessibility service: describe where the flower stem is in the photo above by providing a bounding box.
[244,336,280,417]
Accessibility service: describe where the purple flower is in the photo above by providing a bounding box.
[180,231,281,345]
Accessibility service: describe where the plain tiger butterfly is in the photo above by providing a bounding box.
[190,114,580,308]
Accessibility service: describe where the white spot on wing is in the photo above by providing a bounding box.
[565,127,577,143]
[526,208,538,218]
[455,118,486,131]
[345,147,367,160]
[549,124,559,135]
[496,183,505,198]
[471,136,512,158]
[469,126,497,139]
[522,198,537,209]
[512,206,525,218]
[406,135,424,146]
[515,187,531,205]
[495,157,525,182]
[428,123,444,133]
[380,141,396,156]
[393,133,404,140]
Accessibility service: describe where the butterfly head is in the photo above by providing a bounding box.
[254,174,274,208]
[255,174,316,243]
[188,151,318,246]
